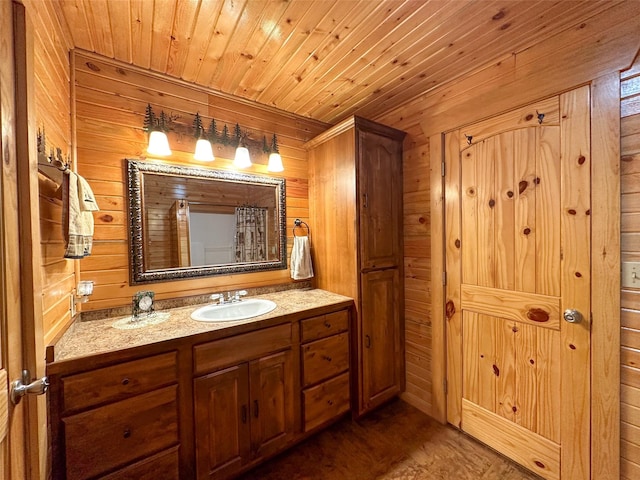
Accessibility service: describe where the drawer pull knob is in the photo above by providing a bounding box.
[327,400,334,406]
[322,355,332,362]
[123,429,131,439]
[121,378,130,386]
[365,335,371,348]
[324,321,331,328]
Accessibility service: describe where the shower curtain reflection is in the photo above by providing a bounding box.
[235,206,268,262]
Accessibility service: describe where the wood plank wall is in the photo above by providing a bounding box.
[374,1,640,428]
[399,136,432,414]
[621,56,640,480]
[23,1,75,345]
[72,51,328,312]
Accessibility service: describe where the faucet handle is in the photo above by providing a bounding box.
[210,294,223,304]
[237,290,248,297]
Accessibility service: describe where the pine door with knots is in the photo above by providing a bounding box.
[444,86,591,480]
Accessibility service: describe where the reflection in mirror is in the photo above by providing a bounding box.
[127,159,286,284]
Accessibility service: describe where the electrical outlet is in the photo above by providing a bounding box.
[70,292,76,317]
[621,262,640,288]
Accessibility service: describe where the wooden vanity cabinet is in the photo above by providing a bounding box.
[306,116,405,416]
[50,352,180,480]
[193,326,295,480]
[47,303,352,480]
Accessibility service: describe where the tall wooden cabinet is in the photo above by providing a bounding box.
[305,116,405,416]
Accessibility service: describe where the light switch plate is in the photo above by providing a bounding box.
[621,261,640,288]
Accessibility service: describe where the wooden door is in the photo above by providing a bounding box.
[358,127,403,270]
[169,200,191,267]
[1,1,45,478]
[361,268,401,411]
[194,364,250,480]
[249,350,294,460]
[444,88,591,480]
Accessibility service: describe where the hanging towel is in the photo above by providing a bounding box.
[290,235,314,280]
[62,172,99,259]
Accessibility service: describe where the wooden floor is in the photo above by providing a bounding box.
[239,399,541,480]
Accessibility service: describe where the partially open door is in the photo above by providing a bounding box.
[1,2,48,478]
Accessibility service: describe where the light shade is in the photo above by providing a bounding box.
[194,138,214,161]
[77,280,94,296]
[147,130,171,156]
[267,152,284,172]
[233,146,252,168]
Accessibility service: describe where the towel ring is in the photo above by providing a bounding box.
[293,218,310,237]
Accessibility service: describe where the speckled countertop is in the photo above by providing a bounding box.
[49,289,353,363]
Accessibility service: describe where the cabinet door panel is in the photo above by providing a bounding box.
[249,350,294,459]
[194,365,250,480]
[358,129,402,270]
[361,269,401,411]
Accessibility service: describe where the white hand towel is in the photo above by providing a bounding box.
[63,172,99,259]
[78,175,99,212]
[290,236,314,280]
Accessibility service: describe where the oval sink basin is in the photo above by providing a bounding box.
[191,299,277,322]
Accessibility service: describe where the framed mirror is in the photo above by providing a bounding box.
[127,159,286,284]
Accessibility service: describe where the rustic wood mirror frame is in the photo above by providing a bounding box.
[126,159,287,284]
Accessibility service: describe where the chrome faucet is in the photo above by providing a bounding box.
[210,290,248,304]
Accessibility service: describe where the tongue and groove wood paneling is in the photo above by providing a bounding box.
[373,6,635,475]
[23,0,75,345]
[73,51,328,312]
[621,57,640,480]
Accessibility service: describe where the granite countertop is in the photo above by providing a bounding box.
[49,289,353,363]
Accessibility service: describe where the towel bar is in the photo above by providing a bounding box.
[293,218,310,237]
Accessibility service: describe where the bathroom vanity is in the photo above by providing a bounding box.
[46,289,354,480]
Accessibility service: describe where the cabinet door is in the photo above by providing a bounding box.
[361,268,402,412]
[358,128,402,270]
[194,364,250,480]
[249,350,294,459]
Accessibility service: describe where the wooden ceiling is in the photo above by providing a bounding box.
[54,0,624,124]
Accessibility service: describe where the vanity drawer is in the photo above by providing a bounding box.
[63,385,178,480]
[303,372,350,432]
[300,310,349,342]
[194,323,292,375]
[99,446,180,480]
[61,352,177,413]
[302,332,349,387]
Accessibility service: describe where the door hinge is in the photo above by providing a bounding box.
[441,161,445,177]
[442,271,447,286]
[443,379,448,395]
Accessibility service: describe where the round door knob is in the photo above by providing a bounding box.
[563,309,582,323]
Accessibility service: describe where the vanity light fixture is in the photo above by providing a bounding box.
[142,104,284,171]
[76,280,94,303]
[192,113,214,162]
[267,133,284,172]
[233,124,252,169]
[144,104,172,156]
